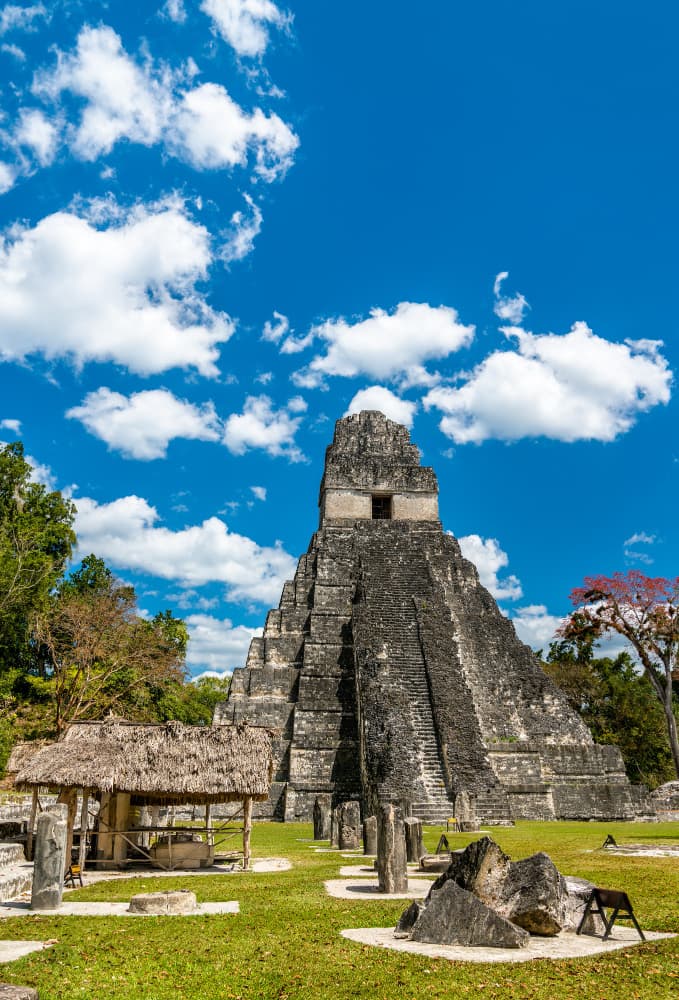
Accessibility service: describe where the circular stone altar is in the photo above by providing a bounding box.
[127,890,198,915]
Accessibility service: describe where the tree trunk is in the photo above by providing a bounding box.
[663,686,679,778]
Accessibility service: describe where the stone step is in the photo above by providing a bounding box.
[0,865,32,903]
[0,843,25,868]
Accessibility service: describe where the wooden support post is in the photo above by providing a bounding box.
[113,793,130,868]
[26,788,39,862]
[97,793,113,861]
[243,796,252,871]
[78,790,89,872]
[57,788,78,875]
[206,803,213,847]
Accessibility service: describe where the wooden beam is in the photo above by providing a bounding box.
[26,788,39,862]
[243,796,252,871]
[113,793,130,867]
[78,790,89,872]
[57,788,77,875]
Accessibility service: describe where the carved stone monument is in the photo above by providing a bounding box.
[218,411,641,825]
[337,800,361,850]
[30,804,68,911]
[377,802,407,894]
[363,816,377,855]
[403,817,424,863]
[313,795,331,840]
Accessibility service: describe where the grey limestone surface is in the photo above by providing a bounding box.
[217,410,644,825]
[340,927,674,963]
[1,900,239,918]
[0,941,49,963]
[324,878,433,901]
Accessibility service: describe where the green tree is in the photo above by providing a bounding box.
[563,572,679,777]
[34,556,188,733]
[0,442,75,675]
[543,641,675,788]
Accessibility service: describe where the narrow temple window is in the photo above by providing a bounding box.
[371,494,392,519]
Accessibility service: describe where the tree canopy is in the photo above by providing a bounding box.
[0,442,75,675]
[561,571,679,778]
[0,444,233,759]
[543,641,675,788]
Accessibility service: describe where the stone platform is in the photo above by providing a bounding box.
[341,926,674,963]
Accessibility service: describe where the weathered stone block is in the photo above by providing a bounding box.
[377,803,407,893]
[363,816,377,855]
[313,795,331,840]
[338,801,361,850]
[0,986,40,999]
[30,805,68,911]
[128,890,197,914]
[497,852,566,936]
[408,880,529,948]
[403,817,424,863]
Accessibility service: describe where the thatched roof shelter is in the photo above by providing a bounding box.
[5,740,51,778]
[16,720,274,804]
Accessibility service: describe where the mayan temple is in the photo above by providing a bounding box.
[215,411,640,824]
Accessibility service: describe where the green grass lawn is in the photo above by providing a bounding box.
[1,821,679,1000]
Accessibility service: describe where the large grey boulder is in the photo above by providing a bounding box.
[377,803,407,893]
[562,876,605,934]
[408,880,529,948]
[497,852,567,935]
[426,837,569,937]
[338,801,361,850]
[432,836,511,909]
[0,986,39,999]
[30,805,68,911]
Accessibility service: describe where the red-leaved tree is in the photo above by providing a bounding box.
[561,572,679,777]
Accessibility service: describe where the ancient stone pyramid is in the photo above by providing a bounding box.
[216,411,640,824]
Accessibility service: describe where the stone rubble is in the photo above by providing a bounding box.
[397,836,608,947]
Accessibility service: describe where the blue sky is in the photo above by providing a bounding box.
[0,1,675,677]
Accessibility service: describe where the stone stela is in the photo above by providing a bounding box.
[216,411,643,825]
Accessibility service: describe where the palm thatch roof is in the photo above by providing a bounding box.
[15,720,274,804]
[5,740,52,776]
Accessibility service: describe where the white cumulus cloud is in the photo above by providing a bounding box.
[250,485,267,501]
[0,198,233,376]
[201,0,291,58]
[345,386,417,428]
[30,25,298,179]
[74,494,296,605]
[457,534,523,602]
[493,271,529,325]
[220,193,263,264]
[13,108,58,166]
[186,613,261,673]
[292,302,474,389]
[0,417,21,434]
[623,531,655,547]
[262,310,289,343]
[0,162,15,193]
[223,394,306,460]
[66,387,222,460]
[0,4,48,35]
[171,81,298,180]
[510,604,562,651]
[424,322,671,444]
